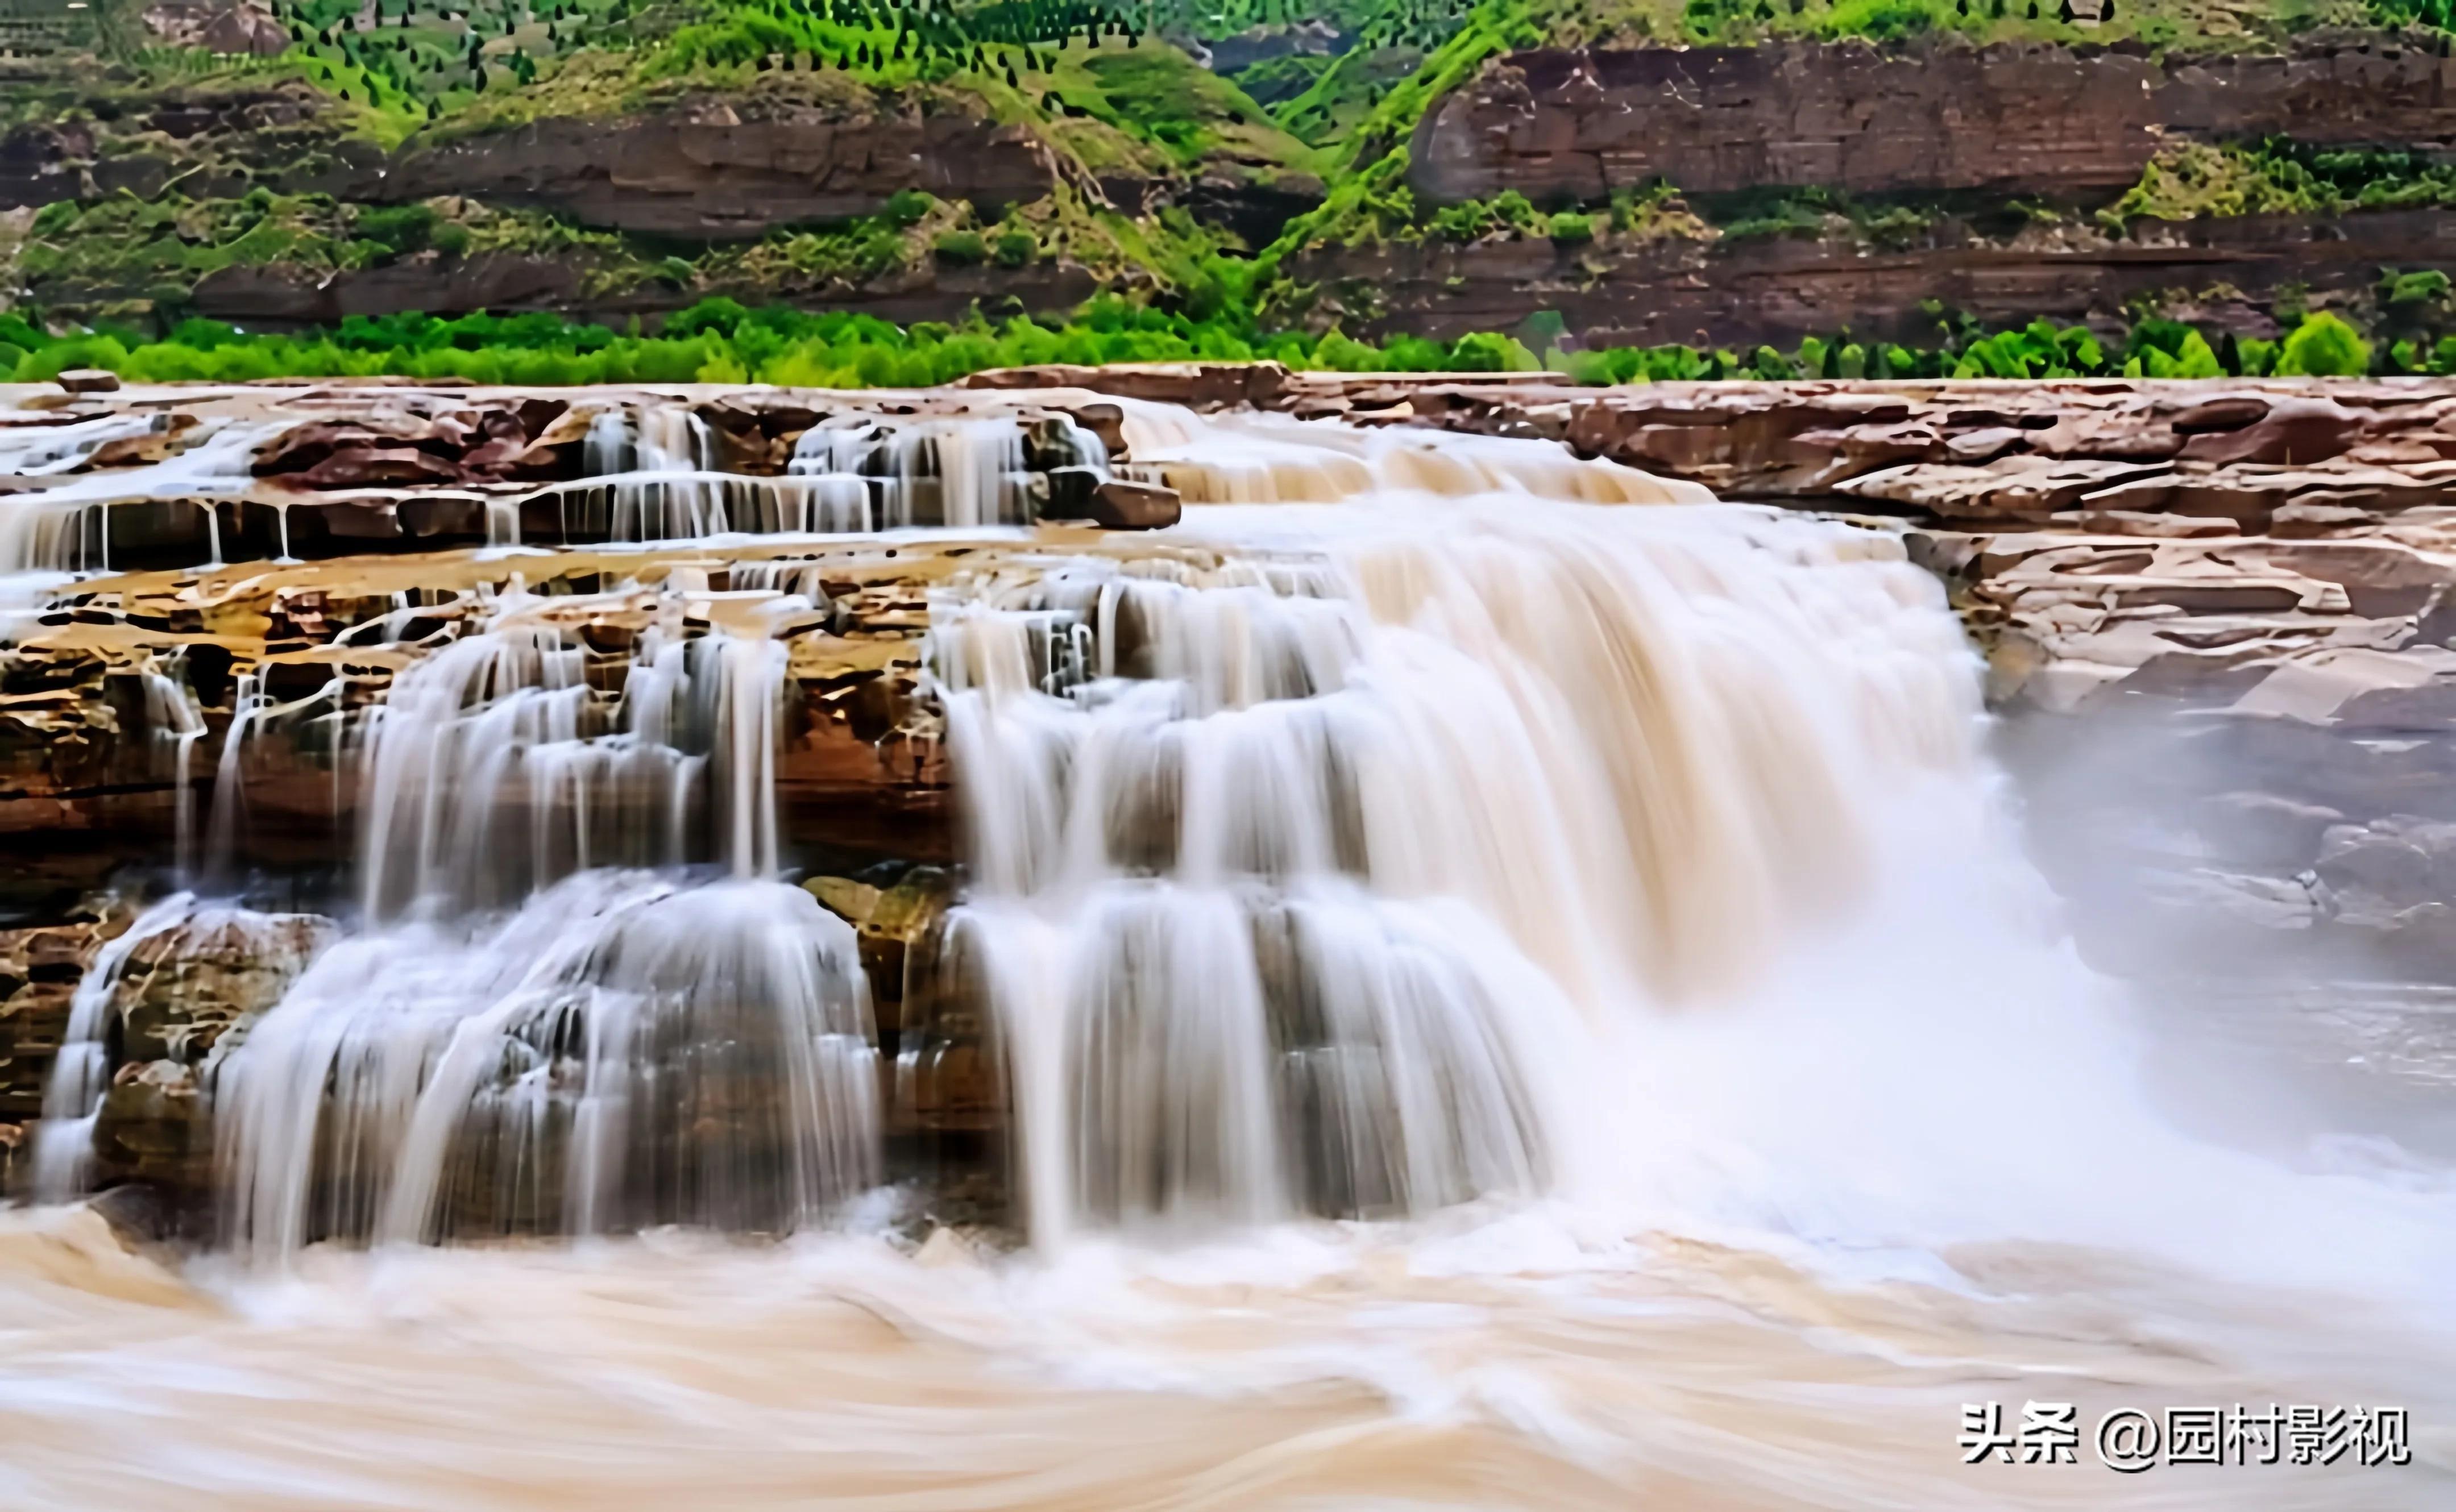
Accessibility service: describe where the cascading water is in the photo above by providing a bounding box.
[0,417,279,575]
[31,895,206,1201]
[351,578,795,916]
[787,413,1047,529]
[507,401,1102,546]
[201,570,876,1256]
[530,404,871,542]
[10,393,2454,1511]
[911,413,1961,1247]
[213,871,877,1256]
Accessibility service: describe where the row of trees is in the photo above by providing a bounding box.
[0,300,2393,388]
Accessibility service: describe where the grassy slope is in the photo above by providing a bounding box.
[7,0,2449,331]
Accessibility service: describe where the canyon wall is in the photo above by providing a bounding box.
[1268,35,2456,346]
[1293,206,2456,348]
[1408,37,2456,206]
[0,81,1062,238]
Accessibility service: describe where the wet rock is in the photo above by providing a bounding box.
[2316,817,2456,905]
[84,1180,179,1247]
[110,909,334,1066]
[0,902,133,1123]
[1088,479,1183,530]
[2142,867,2329,932]
[291,446,464,489]
[963,363,1291,413]
[90,1061,209,1190]
[805,865,955,1046]
[1044,464,1103,517]
[2197,792,2346,870]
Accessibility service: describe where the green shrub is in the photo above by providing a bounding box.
[883,189,934,229]
[1816,0,1940,41]
[1489,190,1542,234]
[2383,268,2452,308]
[1450,330,1540,372]
[992,227,1039,268]
[2276,311,2372,376]
[932,230,987,265]
[353,203,440,255]
[1432,200,1494,242]
[857,229,909,279]
[1547,211,1595,244]
[666,297,752,339]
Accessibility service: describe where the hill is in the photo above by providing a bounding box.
[7,0,2456,370]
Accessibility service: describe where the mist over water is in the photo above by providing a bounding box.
[3,401,2452,1509]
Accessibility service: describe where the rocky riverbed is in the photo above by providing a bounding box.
[9,369,2456,1215]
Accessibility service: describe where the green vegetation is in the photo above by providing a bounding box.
[2275,309,2371,375]
[1710,186,1935,249]
[11,0,2452,389]
[1526,0,2372,52]
[0,298,2436,389]
[2107,139,2456,226]
[0,297,1548,385]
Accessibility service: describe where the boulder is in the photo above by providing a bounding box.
[2169,396,2273,434]
[1087,478,1183,530]
[2195,792,2344,870]
[2179,398,2360,467]
[54,369,119,394]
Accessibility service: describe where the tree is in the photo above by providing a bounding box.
[2276,311,2372,376]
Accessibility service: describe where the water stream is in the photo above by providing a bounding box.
[2,397,2450,1509]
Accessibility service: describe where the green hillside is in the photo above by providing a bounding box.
[7,0,2456,373]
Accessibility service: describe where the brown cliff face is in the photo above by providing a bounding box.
[178,253,1103,330]
[379,97,1061,240]
[1287,206,2456,348]
[1410,38,2456,206]
[0,83,1060,240]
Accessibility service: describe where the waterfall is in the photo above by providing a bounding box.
[136,657,208,880]
[789,414,1048,529]
[205,566,877,1256]
[905,410,1970,1247]
[510,401,1090,546]
[536,404,872,542]
[32,894,205,1201]
[353,577,798,917]
[0,419,279,574]
[28,394,1977,1264]
[213,872,877,1257]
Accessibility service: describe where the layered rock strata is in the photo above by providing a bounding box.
[1283,207,2456,350]
[1409,38,2456,206]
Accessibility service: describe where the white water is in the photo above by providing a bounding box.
[213,871,877,1258]
[30,895,204,1200]
[0,418,277,574]
[500,402,1101,546]
[7,396,2454,1508]
[354,577,798,916]
[787,412,1045,528]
